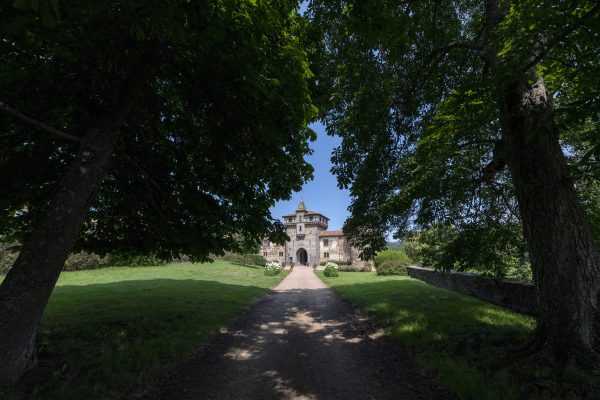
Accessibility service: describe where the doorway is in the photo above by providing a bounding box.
[296,248,308,265]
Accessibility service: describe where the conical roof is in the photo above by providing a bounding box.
[296,200,306,212]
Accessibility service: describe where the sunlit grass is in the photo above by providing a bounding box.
[317,272,596,400]
[2,261,287,400]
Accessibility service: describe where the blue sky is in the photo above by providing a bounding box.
[269,122,352,231]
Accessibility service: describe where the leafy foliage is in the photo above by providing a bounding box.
[63,251,110,271]
[402,223,531,280]
[376,260,409,276]
[0,243,18,275]
[373,249,411,268]
[0,0,316,261]
[308,0,600,273]
[323,262,339,277]
[264,260,283,276]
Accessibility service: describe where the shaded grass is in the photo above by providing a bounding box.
[317,272,596,400]
[2,261,287,400]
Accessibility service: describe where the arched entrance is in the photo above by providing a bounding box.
[296,248,308,265]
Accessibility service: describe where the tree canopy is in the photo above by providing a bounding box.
[309,0,600,264]
[308,0,600,367]
[0,0,318,384]
[0,0,316,260]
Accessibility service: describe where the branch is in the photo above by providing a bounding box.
[425,40,486,66]
[520,2,600,71]
[490,181,521,220]
[458,139,500,149]
[481,140,506,182]
[0,101,81,142]
[123,154,170,197]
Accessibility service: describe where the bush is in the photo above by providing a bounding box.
[0,243,18,275]
[320,260,352,266]
[107,253,166,267]
[373,249,411,267]
[1,246,113,274]
[64,251,110,271]
[359,263,373,272]
[376,259,409,276]
[264,261,282,276]
[337,264,372,272]
[220,252,266,266]
[247,254,267,266]
[323,262,339,277]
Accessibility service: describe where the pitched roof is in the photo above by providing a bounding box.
[296,200,306,212]
[320,230,344,237]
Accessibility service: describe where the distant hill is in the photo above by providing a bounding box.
[386,241,403,250]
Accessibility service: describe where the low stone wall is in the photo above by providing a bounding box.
[406,266,536,315]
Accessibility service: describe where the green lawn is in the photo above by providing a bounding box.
[2,261,287,400]
[317,272,596,400]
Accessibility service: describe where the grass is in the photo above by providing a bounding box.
[1,261,287,400]
[317,272,597,400]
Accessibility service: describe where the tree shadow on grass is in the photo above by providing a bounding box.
[2,279,274,400]
[326,278,597,400]
[228,262,262,269]
[141,285,456,400]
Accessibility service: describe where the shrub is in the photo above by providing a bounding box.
[2,246,113,274]
[376,259,409,276]
[320,260,351,266]
[338,263,373,272]
[359,263,373,272]
[220,252,265,266]
[323,262,339,277]
[373,249,411,267]
[107,253,166,267]
[264,261,282,276]
[247,254,267,266]
[64,251,110,271]
[0,243,18,275]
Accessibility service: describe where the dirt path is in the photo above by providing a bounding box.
[141,266,455,400]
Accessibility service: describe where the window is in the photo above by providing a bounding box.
[323,239,329,247]
[279,251,283,257]
[324,252,330,258]
[298,225,302,232]
[263,239,270,247]
[263,252,268,257]
[309,216,313,221]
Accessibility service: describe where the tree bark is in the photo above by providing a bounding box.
[501,76,600,366]
[0,109,130,385]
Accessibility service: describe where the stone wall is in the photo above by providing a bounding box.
[406,266,536,315]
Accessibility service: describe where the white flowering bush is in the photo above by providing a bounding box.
[264,260,283,276]
[323,262,339,277]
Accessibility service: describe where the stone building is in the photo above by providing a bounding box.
[260,201,364,266]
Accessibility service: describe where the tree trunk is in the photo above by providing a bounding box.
[0,114,127,385]
[501,76,600,367]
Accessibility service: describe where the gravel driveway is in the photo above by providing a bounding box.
[141,266,455,400]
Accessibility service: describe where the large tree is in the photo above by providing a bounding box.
[0,0,315,384]
[309,0,600,368]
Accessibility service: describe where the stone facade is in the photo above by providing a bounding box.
[260,201,364,266]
